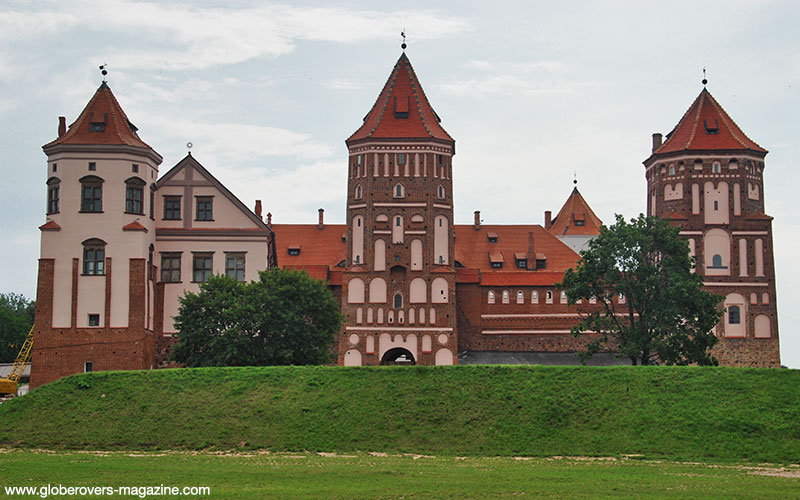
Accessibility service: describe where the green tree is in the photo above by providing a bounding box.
[0,293,35,362]
[171,268,340,367]
[559,214,722,366]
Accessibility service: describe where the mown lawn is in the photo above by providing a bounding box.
[1,365,798,463]
[0,450,797,499]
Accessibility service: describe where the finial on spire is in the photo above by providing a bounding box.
[573,171,578,186]
[99,63,108,83]
[400,30,407,51]
[187,141,193,155]
[702,67,708,87]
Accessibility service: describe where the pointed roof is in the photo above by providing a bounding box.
[43,82,153,150]
[347,53,454,145]
[653,88,766,156]
[547,187,603,237]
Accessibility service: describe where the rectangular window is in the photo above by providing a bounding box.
[164,196,181,220]
[126,185,144,214]
[160,254,182,283]
[193,254,213,282]
[81,183,102,212]
[516,259,527,269]
[83,246,105,275]
[225,253,245,282]
[132,164,139,173]
[196,197,213,221]
[84,361,93,373]
[88,314,100,327]
[88,162,96,171]
[47,184,60,214]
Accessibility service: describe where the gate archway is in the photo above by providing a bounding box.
[380,347,416,365]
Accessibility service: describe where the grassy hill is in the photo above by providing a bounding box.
[0,365,798,462]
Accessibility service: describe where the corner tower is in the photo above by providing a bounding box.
[644,87,780,367]
[32,80,163,387]
[340,52,457,366]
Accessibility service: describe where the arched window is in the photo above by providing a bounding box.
[502,290,510,304]
[711,254,723,268]
[669,165,675,176]
[80,175,104,212]
[546,290,553,303]
[438,185,445,199]
[561,291,568,303]
[82,238,106,275]
[394,292,403,309]
[355,185,362,199]
[46,177,60,214]
[488,291,495,304]
[149,184,156,220]
[728,305,741,325]
[516,290,524,304]
[531,290,539,303]
[125,177,145,214]
[394,183,405,198]
[397,153,406,166]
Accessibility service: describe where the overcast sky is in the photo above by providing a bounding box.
[1,0,798,367]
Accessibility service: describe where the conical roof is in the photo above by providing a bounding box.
[43,82,152,149]
[547,187,603,237]
[348,53,453,144]
[654,88,766,156]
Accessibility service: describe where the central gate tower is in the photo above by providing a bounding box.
[339,52,457,366]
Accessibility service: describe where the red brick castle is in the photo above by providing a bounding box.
[29,52,781,387]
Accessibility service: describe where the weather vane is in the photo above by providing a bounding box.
[702,67,708,87]
[99,63,108,83]
[400,30,407,51]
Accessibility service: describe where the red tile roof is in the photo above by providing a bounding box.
[284,264,329,282]
[122,220,148,232]
[455,225,580,273]
[43,82,152,149]
[347,53,453,144]
[38,220,61,231]
[547,187,603,236]
[271,224,346,270]
[270,223,580,287]
[655,88,767,155]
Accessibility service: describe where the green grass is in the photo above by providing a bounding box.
[0,450,797,499]
[0,365,798,462]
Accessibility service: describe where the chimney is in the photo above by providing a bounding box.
[652,133,663,153]
[473,210,481,230]
[266,212,272,226]
[254,200,262,220]
[544,210,552,229]
[527,231,535,270]
[318,208,325,230]
[58,116,66,138]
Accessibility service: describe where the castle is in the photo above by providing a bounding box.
[29,52,780,388]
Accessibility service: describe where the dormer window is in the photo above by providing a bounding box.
[487,233,498,243]
[89,112,107,132]
[704,119,720,134]
[574,220,585,226]
[288,246,301,256]
[516,258,527,269]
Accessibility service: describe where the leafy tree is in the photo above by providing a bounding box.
[0,292,35,362]
[559,214,722,366]
[171,269,340,367]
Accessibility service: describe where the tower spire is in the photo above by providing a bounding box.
[702,67,707,87]
[400,30,407,51]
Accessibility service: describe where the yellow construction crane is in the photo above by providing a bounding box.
[0,325,34,396]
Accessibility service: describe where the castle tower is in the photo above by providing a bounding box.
[339,52,457,366]
[644,87,780,367]
[32,80,163,387]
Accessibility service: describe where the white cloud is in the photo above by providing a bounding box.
[0,2,470,71]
